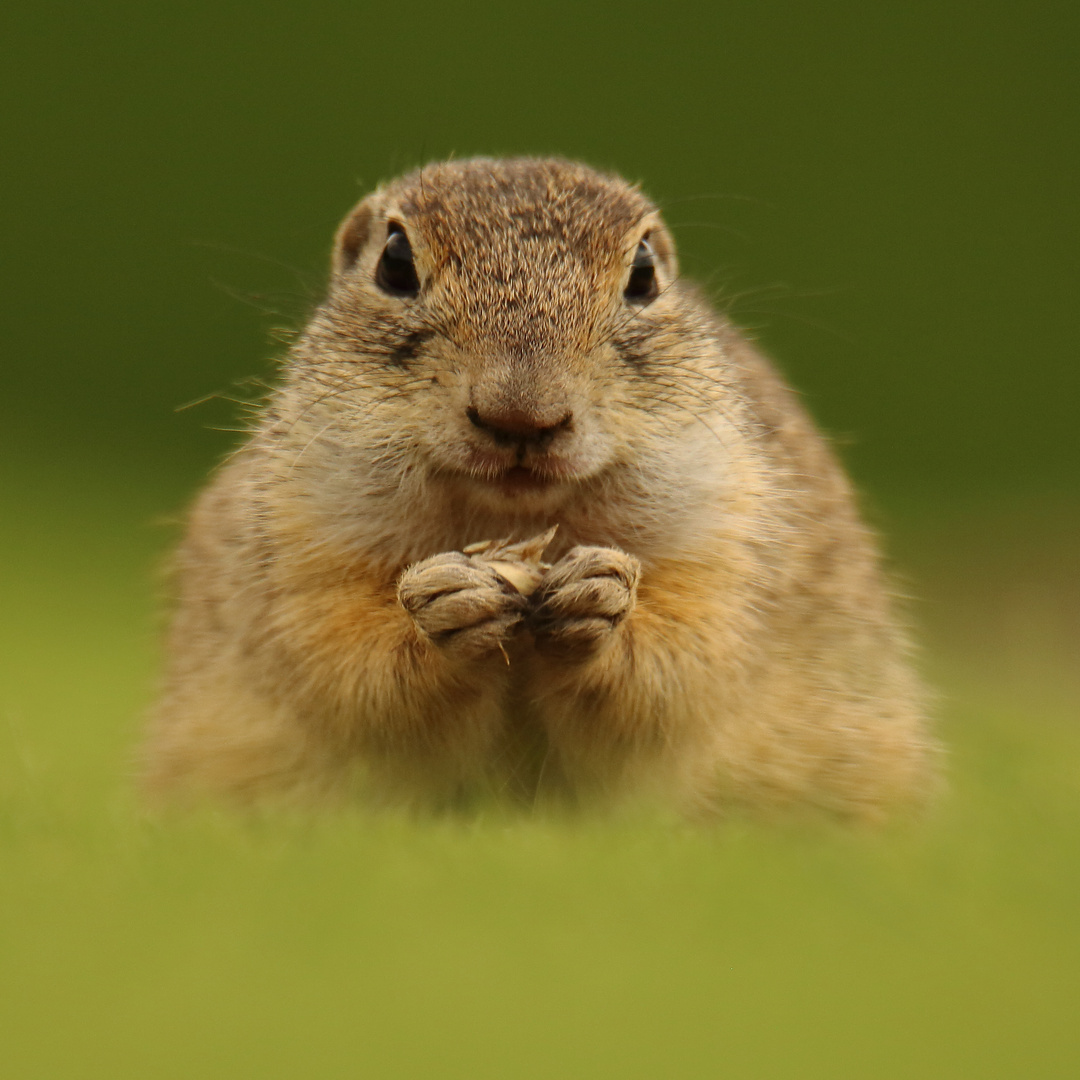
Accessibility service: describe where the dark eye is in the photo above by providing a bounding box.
[624,239,658,302]
[375,226,420,297]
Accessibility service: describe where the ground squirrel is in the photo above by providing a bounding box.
[143,157,938,821]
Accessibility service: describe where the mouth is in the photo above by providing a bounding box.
[440,453,574,501]
[437,444,595,503]
[488,465,558,496]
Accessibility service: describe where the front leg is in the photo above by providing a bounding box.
[525,550,730,803]
[526,545,673,797]
[166,542,528,803]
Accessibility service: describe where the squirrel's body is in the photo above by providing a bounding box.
[143,158,937,821]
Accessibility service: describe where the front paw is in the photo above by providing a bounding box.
[398,552,527,661]
[528,546,640,659]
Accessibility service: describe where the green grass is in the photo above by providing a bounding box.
[2,468,1078,1079]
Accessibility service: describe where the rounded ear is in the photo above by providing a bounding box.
[642,215,679,281]
[332,198,377,277]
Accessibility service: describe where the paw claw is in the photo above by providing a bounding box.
[528,546,639,659]
[398,552,526,660]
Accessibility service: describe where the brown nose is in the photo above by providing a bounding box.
[466,405,572,447]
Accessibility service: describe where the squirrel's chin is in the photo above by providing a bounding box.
[431,464,581,513]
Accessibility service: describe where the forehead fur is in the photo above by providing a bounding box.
[390,157,653,250]
[378,158,658,351]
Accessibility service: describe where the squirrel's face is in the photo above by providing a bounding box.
[295,159,715,516]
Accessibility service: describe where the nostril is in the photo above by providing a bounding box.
[467,405,572,444]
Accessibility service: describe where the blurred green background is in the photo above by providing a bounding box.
[2,1,1077,1077]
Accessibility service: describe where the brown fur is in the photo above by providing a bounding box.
[142,157,939,821]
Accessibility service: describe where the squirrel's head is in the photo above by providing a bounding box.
[287,158,720,522]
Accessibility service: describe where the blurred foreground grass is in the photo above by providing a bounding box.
[2,464,1078,1079]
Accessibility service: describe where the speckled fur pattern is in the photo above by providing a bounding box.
[142,157,939,821]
